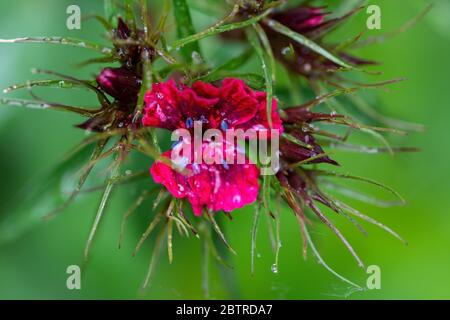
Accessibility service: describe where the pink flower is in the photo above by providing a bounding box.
[143,78,283,215]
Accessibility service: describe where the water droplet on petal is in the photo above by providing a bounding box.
[185,117,193,129]
[232,195,241,204]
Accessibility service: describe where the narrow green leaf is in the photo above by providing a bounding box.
[0,98,97,116]
[321,180,404,208]
[172,0,202,63]
[299,216,364,292]
[253,23,276,82]
[360,128,394,155]
[168,8,271,52]
[312,170,406,204]
[247,28,273,129]
[348,94,426,132]
[141,226,166,289]
[308,201,365,269]
[332,198,408,245]
[323,140,420,155]
[118,189,153,249]
[0,37,113,54]
[199,72,265,90]
[250,203,260,275]
[263,18,358,71]
[84,158,121,261]
[44,139,109,220]
[3,79,95,94]
[205,210,236,255]
[201,227,210,299]
[133,210,164,256]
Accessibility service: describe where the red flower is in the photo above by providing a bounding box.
[151,142,259,216]
[143,78,283,215]
[142,78,283,133]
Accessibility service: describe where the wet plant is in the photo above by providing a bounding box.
[0,0,428,295]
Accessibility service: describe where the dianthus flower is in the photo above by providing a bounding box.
[143,78,283,215]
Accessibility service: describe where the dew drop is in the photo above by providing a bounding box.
[271,264,278,274]
[220,120,228,131]
[281,47,292,56]
[191,51,203,65]
[185,117,193,129]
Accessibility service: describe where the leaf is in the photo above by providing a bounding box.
[253,23,275,82]
[104,0,118,25]
[205,210,236,255]
[331,198,408,245]
[289,86,359,111]
[0,37,113,55]
[312,170,406,205]
[3,79,96,94]
[199,220,232,269]
[298,215,364,292]
[168,8,271,52]
[167,218,174,263]
[348,94,426,132]
[84,157,121,261]
[133,210,164,256]
[308,201,365,269]
[360,128,394,155]
[214,49,254,72]
[172,0,202,63]
[0,98,97,116]
[118,189,154,249]
[250,203,260,275]
[322,140,420,155]
[141,225,166,289]
[263,18,358,71]
[320,180,403,208]
[199,72,265,90]
[247,28,274,129]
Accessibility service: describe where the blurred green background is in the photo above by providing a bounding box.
[0,0,449,299]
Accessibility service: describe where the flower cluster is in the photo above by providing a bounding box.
[0,0,418,291]
[143,78,283,215]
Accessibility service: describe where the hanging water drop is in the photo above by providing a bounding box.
[271,264,278,274]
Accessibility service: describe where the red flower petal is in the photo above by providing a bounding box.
[142,78,284,135]
[142,79,219,130]
[150,142,259,216]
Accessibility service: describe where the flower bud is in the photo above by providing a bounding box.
[96,67,141,103]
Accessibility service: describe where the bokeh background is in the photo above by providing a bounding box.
[0,0,449,299]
